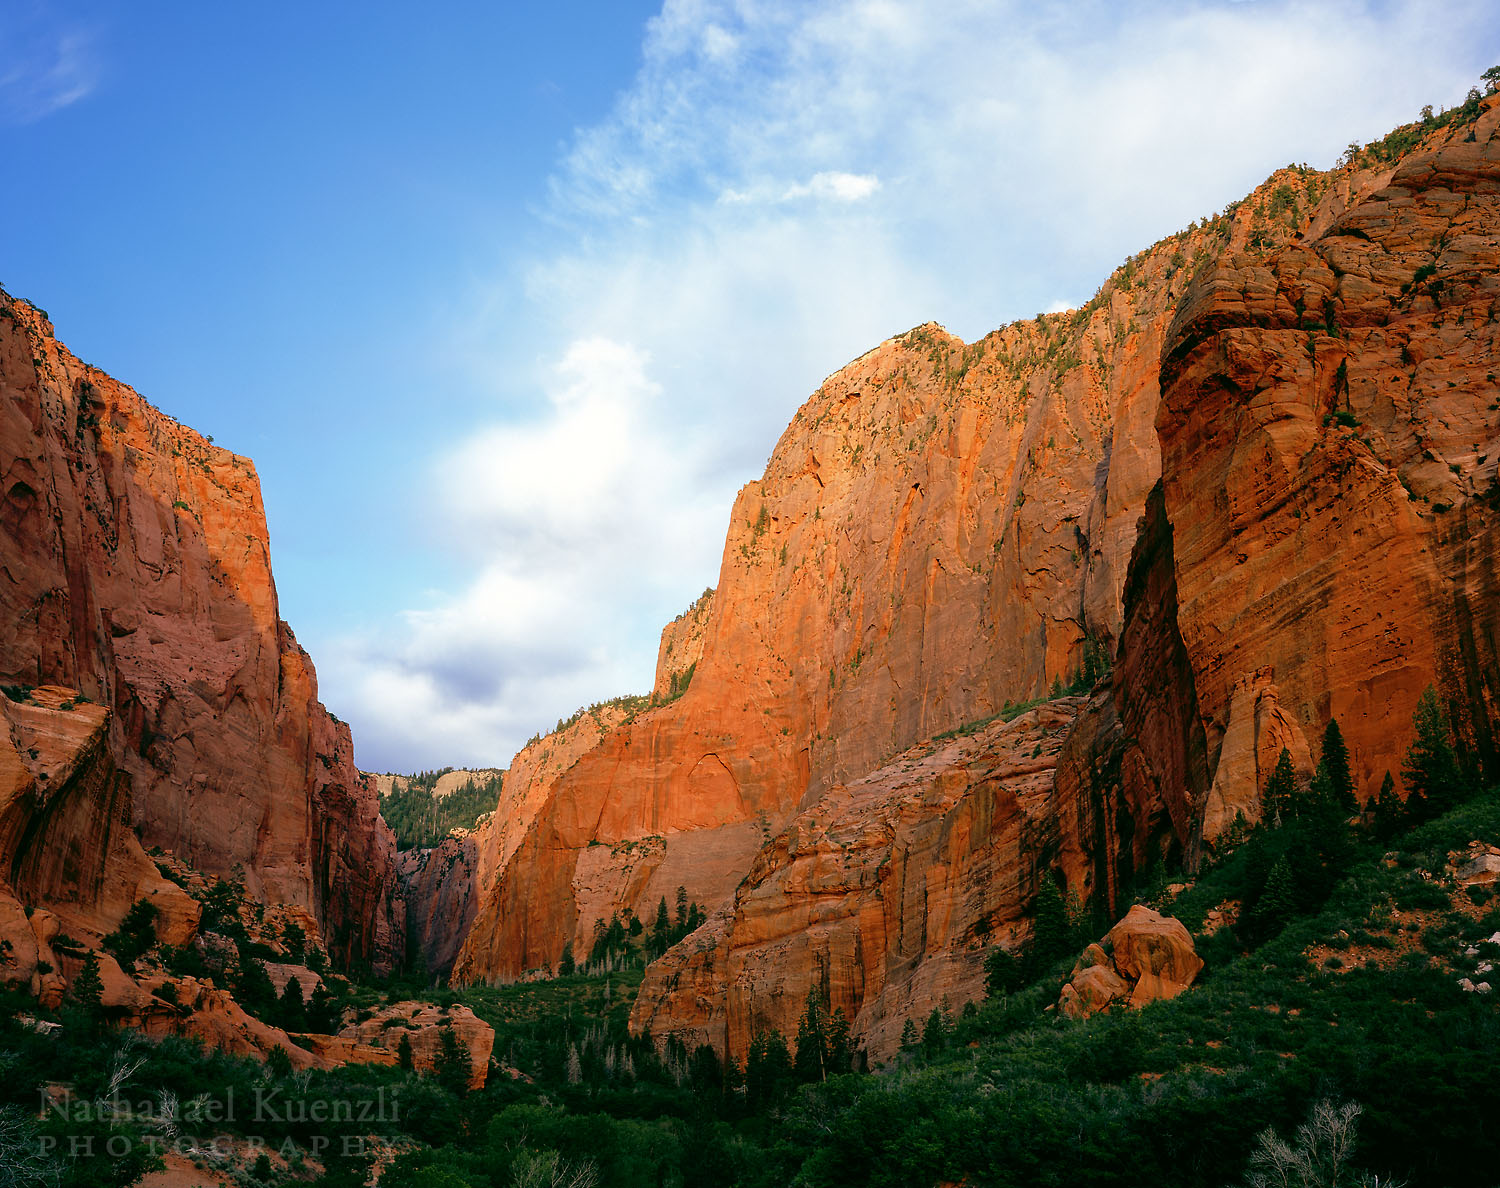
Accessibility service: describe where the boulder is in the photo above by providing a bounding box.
[1057,906,1203,1017]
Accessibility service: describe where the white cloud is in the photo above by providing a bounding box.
[325,0,1495,771]
[0,19,97,124]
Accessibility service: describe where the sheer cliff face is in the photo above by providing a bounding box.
[452,167,1335,985]
[0,295,403,969]
[628,701,1085,1062]
[1158,97,1500,820]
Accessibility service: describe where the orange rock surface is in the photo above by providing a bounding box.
[629,702,1085,1063]
[652,587,714,701]
[0,688,198,1003]
[454,166,1333,984]
[1158,96,1500,816]
[1057,906,1203,1018]
[0,296,403,969]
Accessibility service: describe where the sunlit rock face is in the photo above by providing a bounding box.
[0,294,402,970]
[452,157,1337,988]
[1156,95,1500,818]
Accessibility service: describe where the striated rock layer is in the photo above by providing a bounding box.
[0,687,199,1005]
[454,160,1341,985]
[629,702,1084,1062]
[1156,95,1500,826]
[0,295,403,969]
[527,104,1500,1054]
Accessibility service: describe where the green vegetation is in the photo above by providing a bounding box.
[380,770,504,850]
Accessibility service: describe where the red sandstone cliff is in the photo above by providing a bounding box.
[452,157,1341,987]
[1152,94,1500,838]
[0,295,403,969]
[469,100,1500,1072]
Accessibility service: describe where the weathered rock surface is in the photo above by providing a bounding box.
[0,688,198,1003]
[1158,95,1500,813]
[369,768,502,801]
[0,295,403,969]
[629,702,1086,1063]
[319,1001,495,1090]
[652,587,714,701]
[1057,905,1203,1018]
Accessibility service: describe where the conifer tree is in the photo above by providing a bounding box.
[1403,686,1467,820]
[433,1025,472,1096]
[396,1032,414,1071]
[1372,771,1403,843]
[1255,854,1298,939]
[922,1008,949,1058]
[71,950,104,1017]
[558,941,576,977]
[278,976,306,1032]
[826,1007,852,1076]
[899,1017,920,1052]
[1031,873,1071,968]
[650,896,672,957]
[1319,719,1356,813]
[794,988,828,1082]
[1263,748,1298,826]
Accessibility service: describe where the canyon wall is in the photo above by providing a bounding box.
[0,295,403,969]
[453,158,1343,987]
[585,102,1500,1060]
[1154,95,1500,835]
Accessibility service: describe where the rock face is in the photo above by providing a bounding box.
[0,687,198,1005]
[1157,95,1500,815]
[370,768,502,801]
[1057,906,1203,1018]
[652,588,714,702]
[0,295,403,970]
[454,162,1337,985]
[422,705,632,978]
[320,1002,495,1091]
[629,702,1084,1063]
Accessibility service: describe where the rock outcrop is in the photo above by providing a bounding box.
[0,687,198,1004]
[1057,905,1203,1018]
[312,1001,495,1090]
[629,702,1085,1062]
[0,294,403,970]
[652,588,714,702]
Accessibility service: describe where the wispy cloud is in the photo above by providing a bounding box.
[324,0,1494,772]
[0,14,98,124]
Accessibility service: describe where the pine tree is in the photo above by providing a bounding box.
[396,1032,414,1071]
[1320,719,1356,813]
[433,1025,472,1096]
[1263,748,1298,826]
[675,885,689,932]
[558,941,576,977]
[650,896,672,957]
[71,951,104,1016]
[1372,771,1403,843]
[307,983,340,1033]
[746,1030,790,1108]
[984,945,1025,997]
[278,976,307,1032]
[1403,686,1468,820]
[236,956,277,1015]
[921,1007,948,1058]
[1031,873,1071,968]
[899,1017,920,1051]
[1255,854,1298,940]
[825,1007,852,1076]
[794,988,828,1082]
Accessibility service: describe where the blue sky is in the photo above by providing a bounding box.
[2,1,1494,772]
